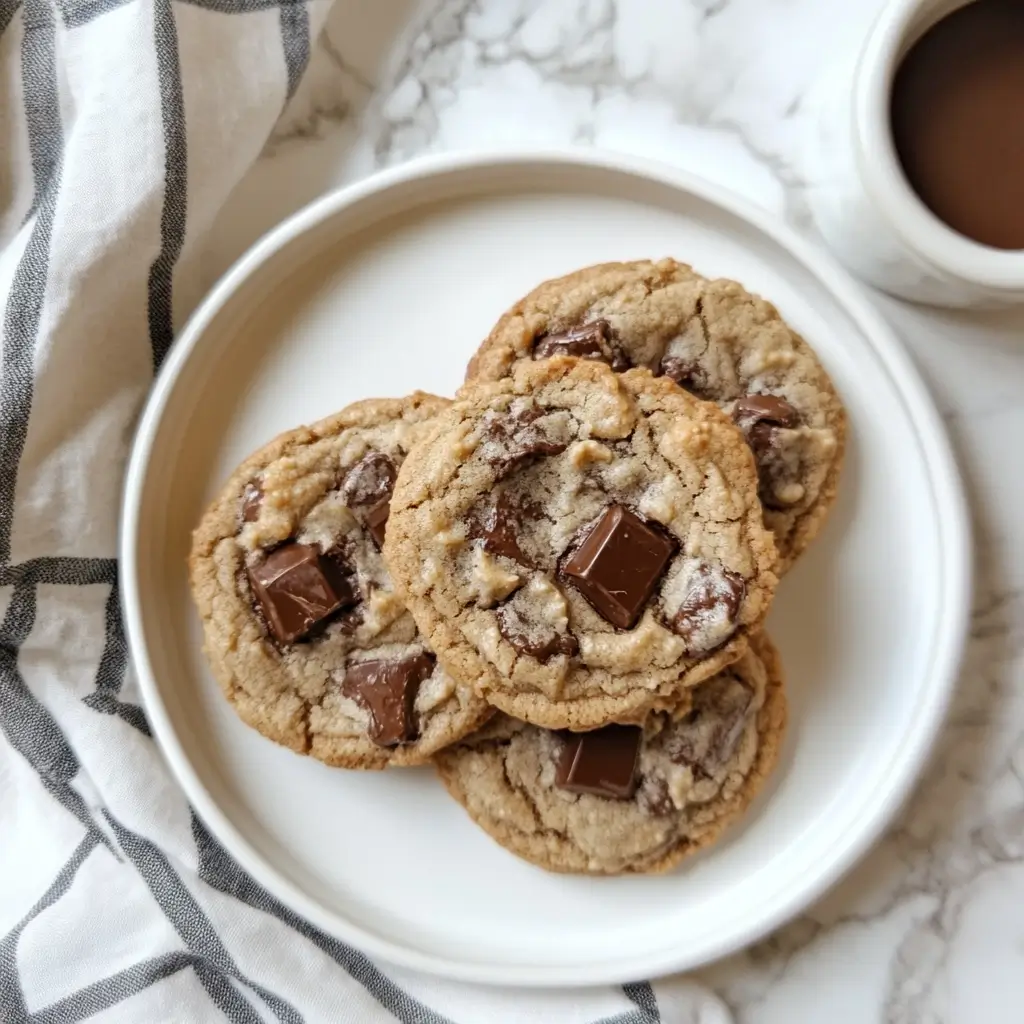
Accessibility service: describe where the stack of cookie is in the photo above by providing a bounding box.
[189,258,845,875]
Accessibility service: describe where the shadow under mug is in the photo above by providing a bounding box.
[804,0,1024,308]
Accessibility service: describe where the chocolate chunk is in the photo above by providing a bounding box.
[533,319,611,362]
[733,395,802,511]
[248,543,358,644]
[496,600,578,661]
[342,452,396,507]
[657,356,710,398]
[240,482,263,523]
[342,452,396,548]
[534,319,632,371]
[734,394,800,452]
[668,674,753,777]
[561,505,677,629]
[481,405,568,476]
[477,491,530,565]
[734,394,800,428]
[669,564,745,655]
[341,651,435,746]
[364,501,390,548]
[555,724,643,799]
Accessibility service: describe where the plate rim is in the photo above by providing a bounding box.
[120,148,972,987]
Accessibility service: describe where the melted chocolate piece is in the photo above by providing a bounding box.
[668,674,753,777]
[342,452,396,507]
[533,319,632,371]
[477,491,530,565]
[481,406,568,476]
[240,482,263,523]
[496,600,578,662]
[734,394,800,447]
[733,395,803,510]
[341,651,435,746]
[343,452,396,548]
[555,724,643,799]
[248,543,357,644]
[669,564,745,655]
[561,505,677,629]
[734,394,799,425]
[534,319,607,361]
[657,356,710,398]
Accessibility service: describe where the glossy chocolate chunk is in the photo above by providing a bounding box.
[668,674,753,777]
[555,724,643,799]
[734,394,800,428]
[248,543,357,644]
[341,651,435,746]
[240,481,263,523]
[496,600,578,661]
[534,319,609,361]
[734,394,800,452]
[533,319,631,371]
[562,505,677,629]
[478,491,530,565]
[733,395,802,510]
[342,452,396,507]
[343,452,396,548]
[669,564,745,654]
[481,405,568,476]
[657,355,710,398]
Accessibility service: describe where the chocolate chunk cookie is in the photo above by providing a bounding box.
[385,359,778,731]
[466,259,846,569]
[435,632,787,875]
[188,394,493,769]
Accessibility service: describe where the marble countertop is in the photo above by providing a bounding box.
[204,2,1024,1020]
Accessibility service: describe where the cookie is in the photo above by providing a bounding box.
[188,394,493,770]
[466,259,846,569]
[435,632,787,875]
[385,358,779,731]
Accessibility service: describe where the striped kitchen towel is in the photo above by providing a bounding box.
[0,2,730,1020]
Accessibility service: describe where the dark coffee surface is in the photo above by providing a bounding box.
[891,0,1024,250]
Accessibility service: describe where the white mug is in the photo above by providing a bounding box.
[804,0,1024,307]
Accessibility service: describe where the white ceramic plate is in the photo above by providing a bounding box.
[121,151,970,987]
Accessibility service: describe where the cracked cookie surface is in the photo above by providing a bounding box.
[188,394,493,769]
[466,259,846,569]
[435,632,786,875]
[385,359,778,730]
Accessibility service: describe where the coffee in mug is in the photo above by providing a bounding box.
[890,0,1024,251]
